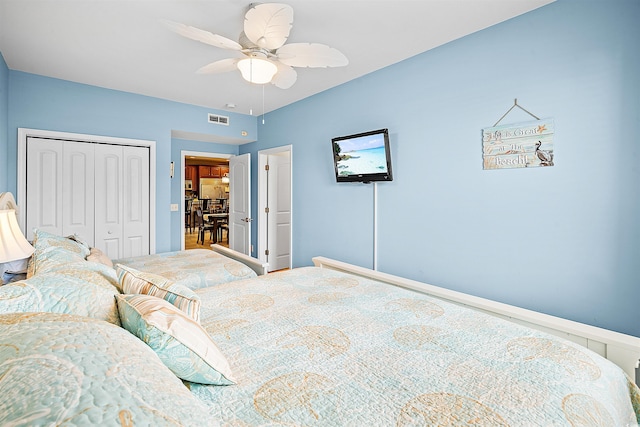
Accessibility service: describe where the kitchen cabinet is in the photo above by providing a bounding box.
[185,165,196,180]
[199,165,225,178]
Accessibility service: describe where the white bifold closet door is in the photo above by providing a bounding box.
[26,137,150,259]
[94,144,150,259]
[26,138,95,243]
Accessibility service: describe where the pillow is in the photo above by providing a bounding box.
[0,263,121,325]
[65,233,90,250]
[87,247,113,268]
[27,245,87,278]
[0,312,216,426]
[116,264,201,322]
[32,229,90,258]
[116,294,234,385]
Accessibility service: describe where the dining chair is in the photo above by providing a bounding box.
[184,199,192,233]
[217,217,229,242]
[195,208,214,244]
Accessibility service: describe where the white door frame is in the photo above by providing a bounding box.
[17,128,157,253]
[258,145,292,269]
[180,150,232,250]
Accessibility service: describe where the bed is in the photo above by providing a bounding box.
[113,244,268,289]
[188,264,640,426]
[1,230,639,426]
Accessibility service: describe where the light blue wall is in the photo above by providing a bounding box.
[5,71,256,252]
[247,0,640,337]
[1,0,637,337]
[0,53,8,191]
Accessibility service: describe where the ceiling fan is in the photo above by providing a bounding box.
[163,3,348,89]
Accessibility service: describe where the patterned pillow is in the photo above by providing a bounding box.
[115,264,201,322]
[27,230,92,277]
[31,229,90,257]
[0,312,216,426]
[116,294,234,385]
[27,245,87,278]
[0,263,121,325]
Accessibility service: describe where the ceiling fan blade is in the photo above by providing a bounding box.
[196,58,241,74]
[244,3,293,50]
[161,19,242,51]
[276,43,348,68]
[271,63,297,89]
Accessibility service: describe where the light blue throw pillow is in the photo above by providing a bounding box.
[0,312,216,426]
[116,294,235,385]
[0,263,121,325]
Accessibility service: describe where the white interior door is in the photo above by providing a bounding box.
[266,152,291,271]
[95,144,124,259]
[229,153,251,255]
[25,137,63,241]
[95,145,150,259]
[122,146,150,257]
[63,141,95,245]
[25,138,95,244]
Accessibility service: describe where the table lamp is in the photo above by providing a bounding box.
[0,209,35,284]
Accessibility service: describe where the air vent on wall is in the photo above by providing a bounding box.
[208,113,229,126]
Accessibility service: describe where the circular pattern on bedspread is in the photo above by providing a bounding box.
[446,359,550,410]
[253,372,338,425]
[393,325,448,351]
[307,291,350,305]
[0,355,84,425]
[224,261,254,277]
[203,318,250,340]
[314,276,359,289]
[151,269,200,284]
[397,392,509,426]
[219,294,274,313]
[276,325,350,359]
[562,394,614,426]
[385,298,444,319]
[507,337,601,380]
[0,282,30,302]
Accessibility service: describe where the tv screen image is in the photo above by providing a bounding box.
[332,128,393,183]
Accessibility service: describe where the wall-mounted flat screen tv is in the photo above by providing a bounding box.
[332,128,393,183]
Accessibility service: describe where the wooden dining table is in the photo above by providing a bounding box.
[202,213,229,244]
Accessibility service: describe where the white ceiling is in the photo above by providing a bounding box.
[0,0,554,116]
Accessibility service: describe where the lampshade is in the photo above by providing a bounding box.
[0,209,34,263]
[221,173,229,184]
[237,58,277,84]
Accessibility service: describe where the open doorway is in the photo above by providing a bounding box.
[181,151,232,250]
[258,145,292,271]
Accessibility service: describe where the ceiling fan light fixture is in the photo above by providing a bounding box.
[167,3,347,90]
[237,58,277,84]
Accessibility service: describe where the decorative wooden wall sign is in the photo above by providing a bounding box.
[482,99,554,170]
